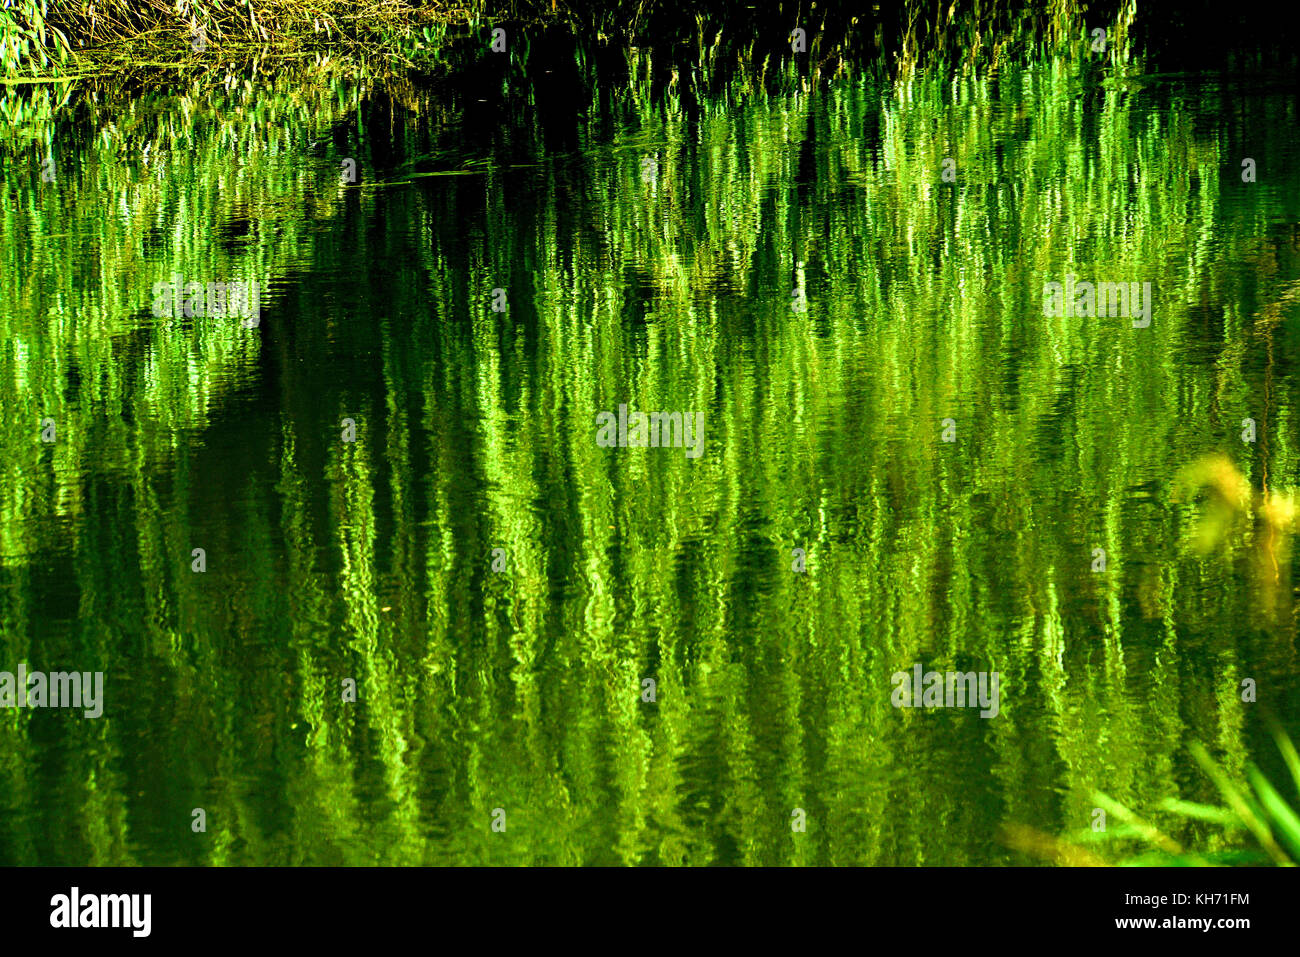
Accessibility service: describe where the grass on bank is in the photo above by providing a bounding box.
[2,0,1138,82]
[2,0,478,79]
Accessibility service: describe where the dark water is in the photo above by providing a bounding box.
[1,50,1299,865]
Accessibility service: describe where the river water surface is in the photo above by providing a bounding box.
[1,48,1298,864]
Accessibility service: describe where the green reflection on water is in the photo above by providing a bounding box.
[1,52,1299,865]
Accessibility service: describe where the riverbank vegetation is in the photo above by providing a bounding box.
[3,0,1143,83]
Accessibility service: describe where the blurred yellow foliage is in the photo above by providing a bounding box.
[1173,454,1298,614]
